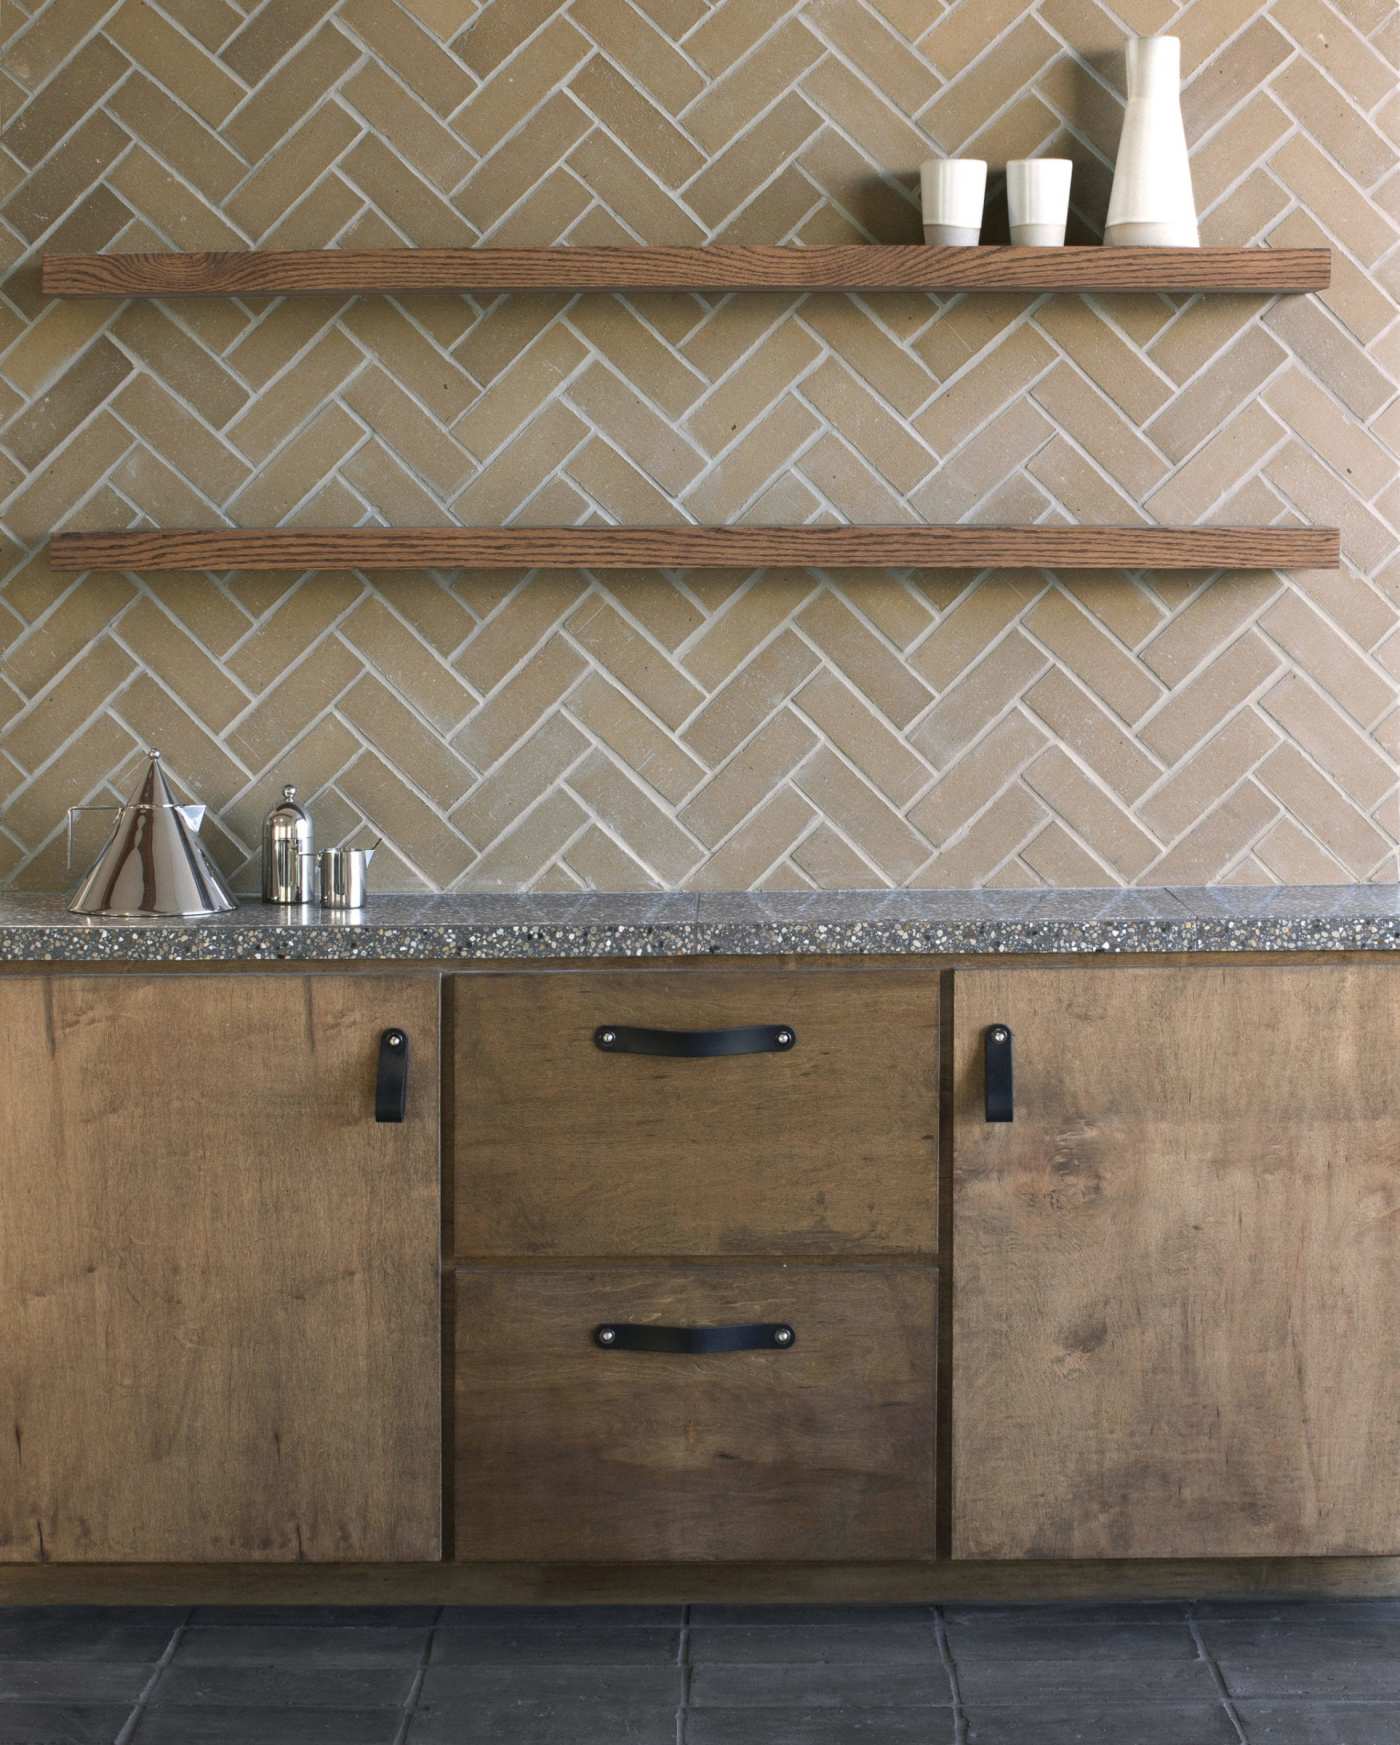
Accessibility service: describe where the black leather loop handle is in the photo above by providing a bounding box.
[375,1028,408,1123]
[594,1322,795,1354]
[985,1023,1013,1123]
[594,1024,795,1058]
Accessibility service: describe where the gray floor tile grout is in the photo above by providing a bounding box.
[389,1605,441,1745]
[111,1614,190,1745]
[933,1604,970,1744]
[678,1600,692,1744]
[1187,1614,1249,1745]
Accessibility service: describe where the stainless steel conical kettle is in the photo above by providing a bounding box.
[67,750,237,918]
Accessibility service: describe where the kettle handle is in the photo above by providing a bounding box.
[66,805,120,872]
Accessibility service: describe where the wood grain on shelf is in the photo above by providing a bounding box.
[41,244,1332,298]
[47,526,1341,573]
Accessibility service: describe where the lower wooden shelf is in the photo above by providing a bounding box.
[47,526,1340,573]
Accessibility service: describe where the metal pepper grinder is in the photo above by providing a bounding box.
[261,784,315,904]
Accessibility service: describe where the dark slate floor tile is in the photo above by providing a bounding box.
[689,1663,952,1709]
[1219,1659,1400,1701]
[691,1606,936,1629]
[944,1603,1190,1626]
[684,1707,957,1742]
[955,1659,1220,1703]
[189,1606,439,1628]
[1201,1623,1400,1657]
[149,1663,416,1708]
[129,1706,404,1744]
[430,1624,678,1665]
[0,1621,175,1662]
[964,1702,1239,1744]
[173,1625,428,1667]
[689,1623,940,1664]
[1203,1623,1400,1698]
[407,1699,679,1743]
[0,1661,152,1702]
[441,1605,681,1628]
[1196,1601,1400,1622]
[945,1620,1199,1661]
[0,1706,131,1744]
[419,1663,683,1705]
[1236,1701,1400,1741]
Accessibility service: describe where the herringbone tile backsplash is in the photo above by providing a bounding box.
[0,0,1397,893]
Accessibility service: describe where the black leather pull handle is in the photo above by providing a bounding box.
[375,1028,408,1123]
[985,1024,1013,1123]
[594,1025,795,1058]
[594,1323,795,1354]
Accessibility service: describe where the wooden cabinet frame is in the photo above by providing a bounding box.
[3,952,1400,1603]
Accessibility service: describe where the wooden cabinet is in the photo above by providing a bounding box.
[12,948,1400,1590]
[451,966,941,1562]
[455,1263,937,1562]
[0,973,442,1563]
[452,968,939,1258]
[951,964,1400,1560]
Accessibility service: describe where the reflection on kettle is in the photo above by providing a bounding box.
[67,750,237,919]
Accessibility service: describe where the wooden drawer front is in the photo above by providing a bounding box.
[454,1265,937,1562]
[452,970,939,1257]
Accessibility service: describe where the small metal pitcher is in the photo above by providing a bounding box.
[319,840,379,910]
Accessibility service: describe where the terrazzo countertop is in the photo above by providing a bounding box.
[1,886,1399,962]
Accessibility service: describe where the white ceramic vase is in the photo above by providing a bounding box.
[1105,36,1198,247]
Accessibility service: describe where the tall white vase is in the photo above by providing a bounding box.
[1105,36,1199,247]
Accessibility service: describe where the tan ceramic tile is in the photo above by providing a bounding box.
[906,709,1046,846]
[566,669,706,804]
[337,672,476,813]
[454,16,592,155]
[0,0,1396,893]
[0,635,135,773]
[566,595,706,730]
[1141,779,1278,886]
[1022,745,1159,878]
[1137,709,1280,843]
[1023,666,1161,804]
[1140,630,1285,767]
[685,17,824,154]
[1260,671,1394,810]
[685,782,820,889]
[562,823,664,891]
[565,747,702,883]
[450,712,588,852]
[337,749,473,887]
[1257,738,1392,876]
[570,0,704,114]
[1146,325,1288,464]
[679,705,818,847]
[910,785,1047,888]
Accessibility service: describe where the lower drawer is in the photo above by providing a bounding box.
[454,1264,937,1563]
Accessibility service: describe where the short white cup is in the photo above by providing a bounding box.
[1007,158,1073,246]
[920,158,987,245]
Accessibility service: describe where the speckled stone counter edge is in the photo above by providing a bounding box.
[3,888,1400,962]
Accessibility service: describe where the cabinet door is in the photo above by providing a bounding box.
[0,973,441,1563]
[453,968,939,1258]
[455,1264,937,1561]
[952,964,1400,1559]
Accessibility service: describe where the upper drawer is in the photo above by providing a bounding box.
[452,968,939,1258]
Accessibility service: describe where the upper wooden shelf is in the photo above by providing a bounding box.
[40,245,1331,299]
[48,526,1340,574]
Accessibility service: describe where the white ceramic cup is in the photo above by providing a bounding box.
[920,158,987,245]
[1007,158,1073,246]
